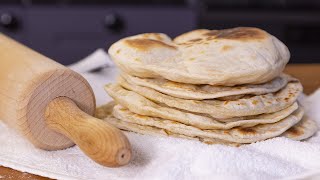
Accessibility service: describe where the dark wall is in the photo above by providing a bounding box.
[0,5,196,65]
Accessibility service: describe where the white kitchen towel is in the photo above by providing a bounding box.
[0,50,320,180]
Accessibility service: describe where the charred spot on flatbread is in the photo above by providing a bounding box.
[203,27,267,41]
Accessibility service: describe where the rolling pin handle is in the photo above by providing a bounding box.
[45,97,131,167]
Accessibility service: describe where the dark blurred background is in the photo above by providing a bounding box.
[1,0,320,65]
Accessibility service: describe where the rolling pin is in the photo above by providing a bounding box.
[0,34,131,167]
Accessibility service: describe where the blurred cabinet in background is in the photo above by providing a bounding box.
[0,5,196,65]
[0,6,26,44]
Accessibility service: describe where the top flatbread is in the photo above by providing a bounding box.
[121,73,295,100]
[109,27,290,86]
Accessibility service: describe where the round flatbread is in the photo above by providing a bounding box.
[105,82,300,129]
[96,102,317,145]
[121,73,295,100]
[115,77,302,119]
[105,115,241,146]
[109,104,304,144]
[109,27,290,86]
[282,116,318,140]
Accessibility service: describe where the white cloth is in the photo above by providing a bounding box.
[0,50,320,180]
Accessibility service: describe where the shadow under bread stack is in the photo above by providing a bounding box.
[97,27,318,146]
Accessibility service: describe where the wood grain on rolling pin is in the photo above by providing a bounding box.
[45,97,131,166]
[0,34,132,167]
[0,34,96,149]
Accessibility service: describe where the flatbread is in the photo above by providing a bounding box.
[109,104,304,143]
[115,78,303,119]
[108,27,290,86]
[95,101,116,119]
[105,82,299,129]
[106,115,241,146]
[121,73,295,100]
[96,102,317,145]
[105,83,299,128]
[282,116,318,140]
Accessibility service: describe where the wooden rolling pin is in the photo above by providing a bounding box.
[0,34,131,167]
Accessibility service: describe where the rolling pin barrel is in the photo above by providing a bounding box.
[0,34,131,167]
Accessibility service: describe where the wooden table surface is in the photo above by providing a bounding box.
[0,64,320,180]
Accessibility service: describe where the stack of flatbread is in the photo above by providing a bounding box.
[97,27,318,146]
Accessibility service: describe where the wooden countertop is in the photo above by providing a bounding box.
[1,64,320,180]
